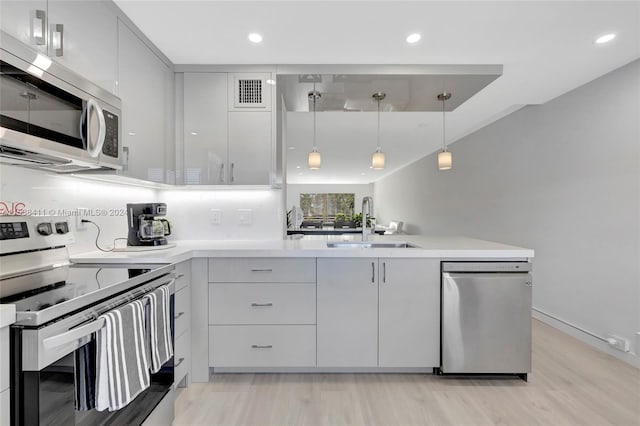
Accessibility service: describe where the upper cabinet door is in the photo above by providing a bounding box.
[0,1,48,53]
[118,20,168,183]
[46,0,117,94]
[183,73,228,185]
[228,111,271,185]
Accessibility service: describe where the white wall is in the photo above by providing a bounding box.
[374,59,640,365]
[0,166,285,253]
[286,183,373,215]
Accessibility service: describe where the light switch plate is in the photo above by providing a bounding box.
[210,209,221,225]
[238,209,252,225]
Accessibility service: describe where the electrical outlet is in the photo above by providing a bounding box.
[606,334,630,352]
[210,209,221,225]
[238,209,252,225]
[76,208,89,230]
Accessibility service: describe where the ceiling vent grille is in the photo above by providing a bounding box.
[238,79,263,105]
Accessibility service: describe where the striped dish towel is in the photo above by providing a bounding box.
[144,285,174,373]
[95,299,151,412]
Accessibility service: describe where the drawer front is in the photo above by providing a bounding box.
[175,286,191,339]
[174,260,191,292]
[209,283,315,325]
[209,325,316,367]
[0,327,8,392]
[209,258,315,283]
[174,331,191,385]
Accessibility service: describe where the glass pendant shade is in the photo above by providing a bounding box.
[371,149,385,170]
[438,150,452,170]
[308,150,321,170]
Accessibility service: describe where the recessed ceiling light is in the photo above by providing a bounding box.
[360,173,366,176]
[595,33,616,44]
[266,79,276,85]
[296,166,301,169]
[190,132,198,136]
[248,33,263,43]
[288,146,296,150]
[406,33,421,44]
[127,132,136,136]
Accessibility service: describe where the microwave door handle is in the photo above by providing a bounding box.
[85,99,106,157]
[42,318,105,350]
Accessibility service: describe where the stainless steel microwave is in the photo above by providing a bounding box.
[0,32,122,172]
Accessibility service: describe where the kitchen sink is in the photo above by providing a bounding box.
[326,241,419,248]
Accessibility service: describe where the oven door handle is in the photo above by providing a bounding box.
[42,318,106,350]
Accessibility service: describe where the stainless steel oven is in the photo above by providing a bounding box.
[0,31,122,172]
[0,216,176,425]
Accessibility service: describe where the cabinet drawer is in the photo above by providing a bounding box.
[175,286,191,339]
[209,258,315,283]
[209,283,315,325]
[209,325,315,367]
[0,327,8,392]
[173,261,191,292]
[174,331,190,386]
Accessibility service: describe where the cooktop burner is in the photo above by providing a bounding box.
[0,264,168,326]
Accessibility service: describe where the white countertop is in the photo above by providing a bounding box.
[0,304,16,328]
[70,235,534,264]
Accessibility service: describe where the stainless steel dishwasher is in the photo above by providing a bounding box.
[441,262,532,381]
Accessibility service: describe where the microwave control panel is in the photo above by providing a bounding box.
[102,110,119,158]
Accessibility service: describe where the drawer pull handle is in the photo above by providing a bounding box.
[176,274,185,279]
[175,311,185,319]
[251,303,273,307]
[250,268,273,272]
[175,357,185,367]
[371,262,375,283]
[251,345,273,349]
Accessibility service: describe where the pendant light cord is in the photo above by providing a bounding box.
[442,95,446,151]
[313,84,317,151]
[377,98,381,150]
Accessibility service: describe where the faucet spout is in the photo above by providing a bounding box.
[361,196,374,242]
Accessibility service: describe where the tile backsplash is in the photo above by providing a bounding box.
[0,165,284,254]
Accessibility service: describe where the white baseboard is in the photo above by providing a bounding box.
[533,308,639,369]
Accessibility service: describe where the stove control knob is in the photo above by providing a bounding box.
[37,222,53,236]
[55,221,69,234]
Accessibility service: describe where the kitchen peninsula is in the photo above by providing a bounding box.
[71,235,534,383]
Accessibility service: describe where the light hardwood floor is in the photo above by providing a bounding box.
[173,320,640,426]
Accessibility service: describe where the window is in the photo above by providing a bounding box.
[299,193,355,222]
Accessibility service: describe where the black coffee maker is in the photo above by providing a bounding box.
[126,203,171,246]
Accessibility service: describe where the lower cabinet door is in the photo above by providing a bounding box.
[0,388,8,426]
[174,331,191,387]
[209,325,316,367]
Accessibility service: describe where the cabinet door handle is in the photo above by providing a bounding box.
[175,357,185,367]
[219,163,225,183]
[251,345,273,349]
[251,302,273,307]
[230,162,235,183]
[371,262,375,283]
[33,10,46,45]
[51,23,64,56]
[250,268,273,272]
[176,274,185,279]
[175,311,185,319]
[383,262,386,283]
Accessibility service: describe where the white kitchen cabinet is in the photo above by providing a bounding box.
[0,1,48,53]
[317,257,440,368]
[317,258,379,367]
[228,111,272,184]
[0,1,118,94]
[182,72,273,185]
[183,73,228,184]
[378,258,440,367]
[173,260,191,387]
[208,258,315,283]
[118,19,170,183]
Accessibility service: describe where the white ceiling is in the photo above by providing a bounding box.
[114,0,640,184]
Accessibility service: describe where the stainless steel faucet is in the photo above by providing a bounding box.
[361,196,374,241]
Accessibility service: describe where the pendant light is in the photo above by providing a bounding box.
[437,92,452,171]
[308,88,322,170]
[371,92,386,170]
